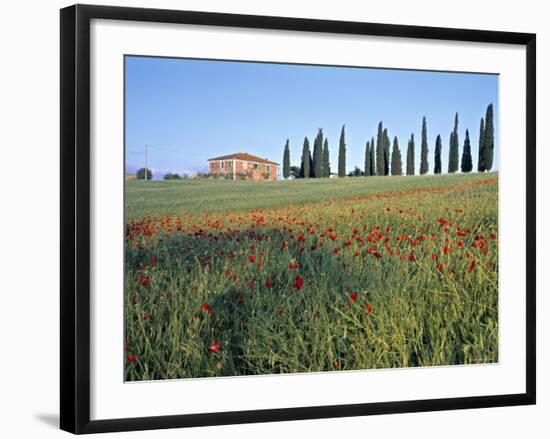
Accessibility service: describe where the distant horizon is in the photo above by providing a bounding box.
[125,56,498,180]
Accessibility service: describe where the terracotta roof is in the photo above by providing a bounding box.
[207,152,280,166]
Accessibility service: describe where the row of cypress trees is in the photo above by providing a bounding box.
[282,126,348,179]
[282,103,494,178]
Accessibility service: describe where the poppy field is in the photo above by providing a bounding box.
[124,173,498,381]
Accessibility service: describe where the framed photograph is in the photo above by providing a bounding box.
[60,4,536,434]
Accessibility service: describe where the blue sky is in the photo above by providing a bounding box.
[125,56,498,178]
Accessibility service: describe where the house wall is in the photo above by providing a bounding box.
[208,160,235,174]
[208,160,279,181]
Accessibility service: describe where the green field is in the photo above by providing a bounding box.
[125,172,495,217]
[125,173,498,380]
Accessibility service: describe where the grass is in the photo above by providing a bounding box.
[125,173,498,380]
[125,172,495,217]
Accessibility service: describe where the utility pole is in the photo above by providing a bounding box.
[144,144,148,180]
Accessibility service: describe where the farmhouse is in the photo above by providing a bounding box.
[207,152,280,181]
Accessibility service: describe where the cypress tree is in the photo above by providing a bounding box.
[434,134,442,174]
[461,129,473,173]
[406,134,415,175]
[370,137,376,176]
[376,122,385,176]
[338,125,346,177]
[484,103,495,171]
[312,128,323,178]
[390,136,403,176]
[448,112,460,173]
[477,117,486,172]
[420,116,429,174]
[312,132,319,177]
[282,139,290,179]
[322,138,330,177]
[448,132,454,173]
[383,128,390,175]
[308,150,314,178]
[300,137,311,178]
[364,141,371,176]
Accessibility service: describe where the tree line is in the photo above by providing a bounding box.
[282,103,495,179]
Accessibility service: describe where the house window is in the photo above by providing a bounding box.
[267,165,271,172]
[253,163,258,170]
[226,161,232,169]
[210,162,214,169]
[221,162,224,169]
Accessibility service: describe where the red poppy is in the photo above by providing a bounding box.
[288,262,299,270]
[436,263,445,271]
[432,254,438,261]
[149,256,158,266]
[235,297,244,305]
[248,254,256,263]
[232,274,238,281]
[127,354,137,363]
[294,275,304,290]
[372,252,382,259]
[409,254,415,262]
[200,303,213,315]
[139,275,151,287]
[349,292,358,303]
[467,260,477,273]
[332,248,340,255]
[225,270,231,275]
[365,303,373,314]
[265,281,273,287]
[208,340,222,353]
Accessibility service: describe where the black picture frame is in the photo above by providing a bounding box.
[60,4,536,434]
